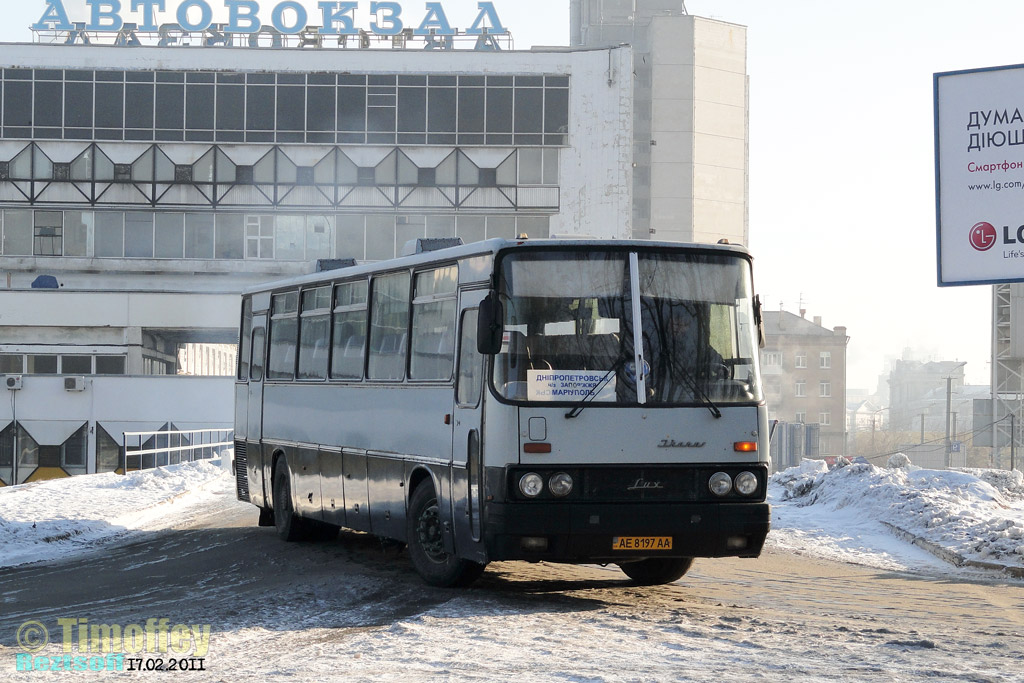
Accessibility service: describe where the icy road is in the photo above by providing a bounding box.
[1,461,1023,682]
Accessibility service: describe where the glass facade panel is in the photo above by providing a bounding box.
[216,214,244,259]
[276,216,305,260]
[2,209,32,255]
[155,213,184,258]
[61,355,92,374]
[124,212,154,258]
[64,211,91,257]
[94,212,123,257]
[185,213,215,258]
[0,69,569,144]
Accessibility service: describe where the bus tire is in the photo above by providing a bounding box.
[618,558,694,585]
[407,482,486,587]
[273,456,311,542]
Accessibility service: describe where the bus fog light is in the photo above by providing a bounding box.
[520,473,544,498]
[548,472,573,497]
[521,537,549,551]
[726,536,748,550]
[709,472,733,496]
[735,471,758,496]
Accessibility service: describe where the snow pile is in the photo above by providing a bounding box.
[0,459,231,569]
[770,461,1024,569]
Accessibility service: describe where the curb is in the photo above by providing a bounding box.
[882,522,1024,580]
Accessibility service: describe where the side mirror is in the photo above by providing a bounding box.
[477,291,504,355]
[753,295,766,349]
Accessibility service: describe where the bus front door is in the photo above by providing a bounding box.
[451,291,487,563]
[248,313,268,507]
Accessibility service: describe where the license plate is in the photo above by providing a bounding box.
[611,536,673,551]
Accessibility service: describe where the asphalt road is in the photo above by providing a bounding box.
[2,495,1023,681]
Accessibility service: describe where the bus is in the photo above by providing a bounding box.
[234,237,770,587]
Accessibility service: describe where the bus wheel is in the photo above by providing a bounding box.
[273,456,310,542]
[407,483,485,587]
[617,558,694,585]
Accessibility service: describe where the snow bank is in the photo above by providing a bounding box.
[0,460,230,569]
[770,461,1024,569]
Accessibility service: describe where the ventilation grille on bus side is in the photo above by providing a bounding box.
[234,440,250,502]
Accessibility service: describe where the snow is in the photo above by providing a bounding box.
[767,457,1024,574]
[0,459,229,569]
[1,454,1022,579]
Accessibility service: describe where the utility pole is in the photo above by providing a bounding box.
[921,413,926,444]
[1009,412,1016,472]
[945,376,953,469]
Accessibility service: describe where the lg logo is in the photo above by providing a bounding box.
[969,222,997,251]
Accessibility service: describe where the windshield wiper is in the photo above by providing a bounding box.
[564,356,626,419]
[675,364,722,419]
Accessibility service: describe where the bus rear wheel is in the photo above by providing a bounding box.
[618,558,694,585]
[273,456,313,542]
[407,483,485,587]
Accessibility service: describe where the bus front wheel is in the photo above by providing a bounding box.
[407,483,486,587]
[617,558,694,585]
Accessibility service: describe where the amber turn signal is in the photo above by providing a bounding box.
[733,441,757,452]
[523,443,552,453]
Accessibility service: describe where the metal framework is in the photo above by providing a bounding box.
[0,143,559,211]
[992,283,1024,466]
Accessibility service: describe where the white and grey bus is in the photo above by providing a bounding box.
[234,238,770,587]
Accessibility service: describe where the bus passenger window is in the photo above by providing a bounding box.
[331,280,368,380]
[267,291,298,380]
[410,266,458,380]
[368,271,410,381]
[297,286,331,380]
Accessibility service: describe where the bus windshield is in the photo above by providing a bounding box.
[493,249,763,406]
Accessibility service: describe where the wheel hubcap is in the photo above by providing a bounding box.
[416,502,447,562]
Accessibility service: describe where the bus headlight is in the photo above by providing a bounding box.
[548,472,573,497]
[709,472,733,496]
[519,472,544,498]
[735,471,759,496]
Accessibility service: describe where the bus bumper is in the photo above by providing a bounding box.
[482,501,770,562]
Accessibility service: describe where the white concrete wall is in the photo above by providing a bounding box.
[0,290,238,329]
[554,47,634,238]
[0,375,233,478]
[649,16,748,246]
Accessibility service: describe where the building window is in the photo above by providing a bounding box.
[820,351,831,369]
[33,211,63,256]
[764,351,782,367]
[27,355,58,374]
[795,412,806,423]
[819,412,831,426]
[820,381,831,398]
[246,215,274,259]
[795,353,807,369]
[95,355,126,375]
[61,355,92,374]
[795,381,806,397]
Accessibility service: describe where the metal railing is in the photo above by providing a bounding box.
[122,428,233,473]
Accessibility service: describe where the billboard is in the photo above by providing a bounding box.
[935,64,1024,286]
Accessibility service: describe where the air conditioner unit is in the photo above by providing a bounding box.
[64,376,86,392]
[5,375,23,390]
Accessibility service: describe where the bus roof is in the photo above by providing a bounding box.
[240,237,753,296]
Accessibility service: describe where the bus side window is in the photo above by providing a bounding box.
[457,309,482,406]
[250,325,265,382]
[267,291,298,380]
[331,279,368,380]
[368,272,411,381]
[238,297,252,381]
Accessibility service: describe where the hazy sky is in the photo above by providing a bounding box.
[9,1,1024,392]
